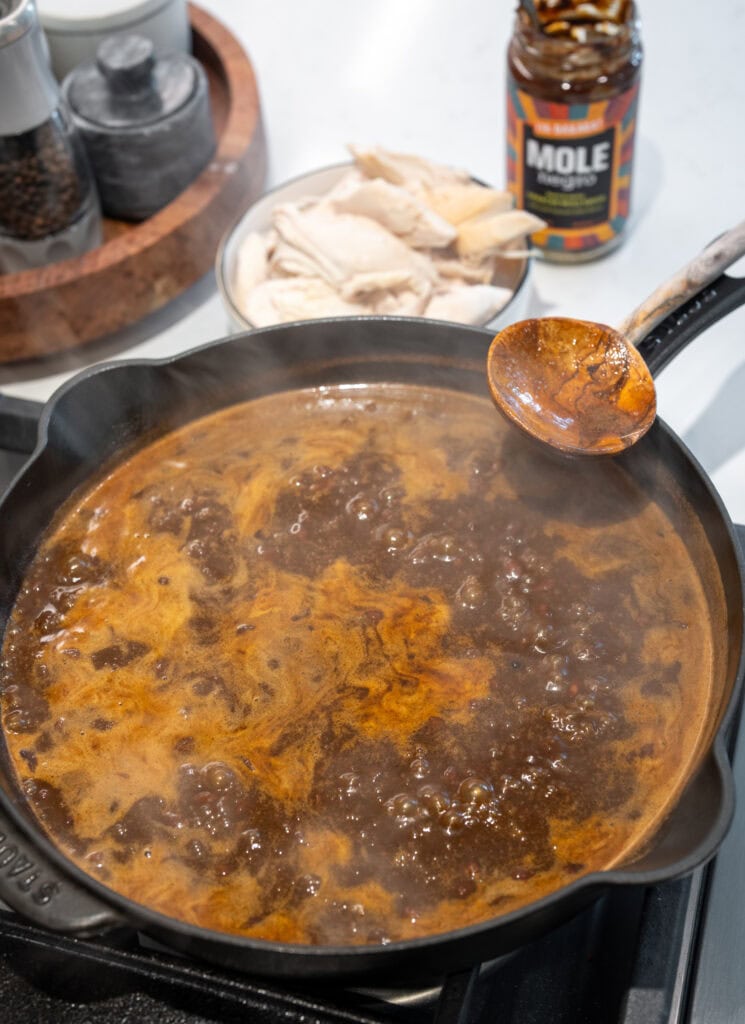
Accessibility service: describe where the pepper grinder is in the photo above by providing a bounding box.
[0,0,102,274]
[63,33,216,222]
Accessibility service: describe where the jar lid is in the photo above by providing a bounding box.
[66,34,196,129]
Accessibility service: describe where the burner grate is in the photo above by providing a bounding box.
[0,877,698,1024]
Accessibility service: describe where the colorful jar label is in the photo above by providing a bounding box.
[506,78,640,256]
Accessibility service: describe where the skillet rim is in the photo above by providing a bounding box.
[0,314,741,981]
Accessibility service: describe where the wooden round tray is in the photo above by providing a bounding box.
[0,4,267,364]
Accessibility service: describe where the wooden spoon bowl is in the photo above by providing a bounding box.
[487,316,656,455]
[487,220,745,457]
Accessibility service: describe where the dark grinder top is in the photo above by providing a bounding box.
[67,34,197,129]
[63,33,216,220]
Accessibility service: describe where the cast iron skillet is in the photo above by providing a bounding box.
[0,269,743,985]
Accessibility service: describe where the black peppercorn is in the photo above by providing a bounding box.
[0,0,101,271]
[0,111,92,240]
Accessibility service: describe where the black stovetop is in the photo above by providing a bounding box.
[0,447,743,1024]
[0,871,714,1023]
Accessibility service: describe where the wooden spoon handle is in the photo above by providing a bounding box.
[618,220,745,347]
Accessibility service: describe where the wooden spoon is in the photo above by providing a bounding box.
[486,221,745,455]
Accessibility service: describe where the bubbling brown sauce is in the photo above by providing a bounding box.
[0,384,715,945]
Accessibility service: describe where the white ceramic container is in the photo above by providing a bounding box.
[216,163,533,335]
[37,0,190,81]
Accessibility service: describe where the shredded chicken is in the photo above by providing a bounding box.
[419,182,514,226]
[229,145,546,327]
[271,203,437,294]
[232,231,270,298]
[456,209,548,260]
[332,178,457,249]
[347,144,470,188]
[240,277,368,328]
[423,284,515,324]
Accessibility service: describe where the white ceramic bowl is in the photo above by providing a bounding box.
[216,163,533,335]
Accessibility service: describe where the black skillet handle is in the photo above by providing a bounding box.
[637,271,745,378]
[0,395,44,455]
[0,804,128,935]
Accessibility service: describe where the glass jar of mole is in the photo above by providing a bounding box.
[506,1,642,262]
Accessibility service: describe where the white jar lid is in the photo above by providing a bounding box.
[37,0,175,33]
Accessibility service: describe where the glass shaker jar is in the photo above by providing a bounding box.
[0,0,101,273]
[506,0,643,262]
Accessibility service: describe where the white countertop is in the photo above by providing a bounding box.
[3,0,745,518]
